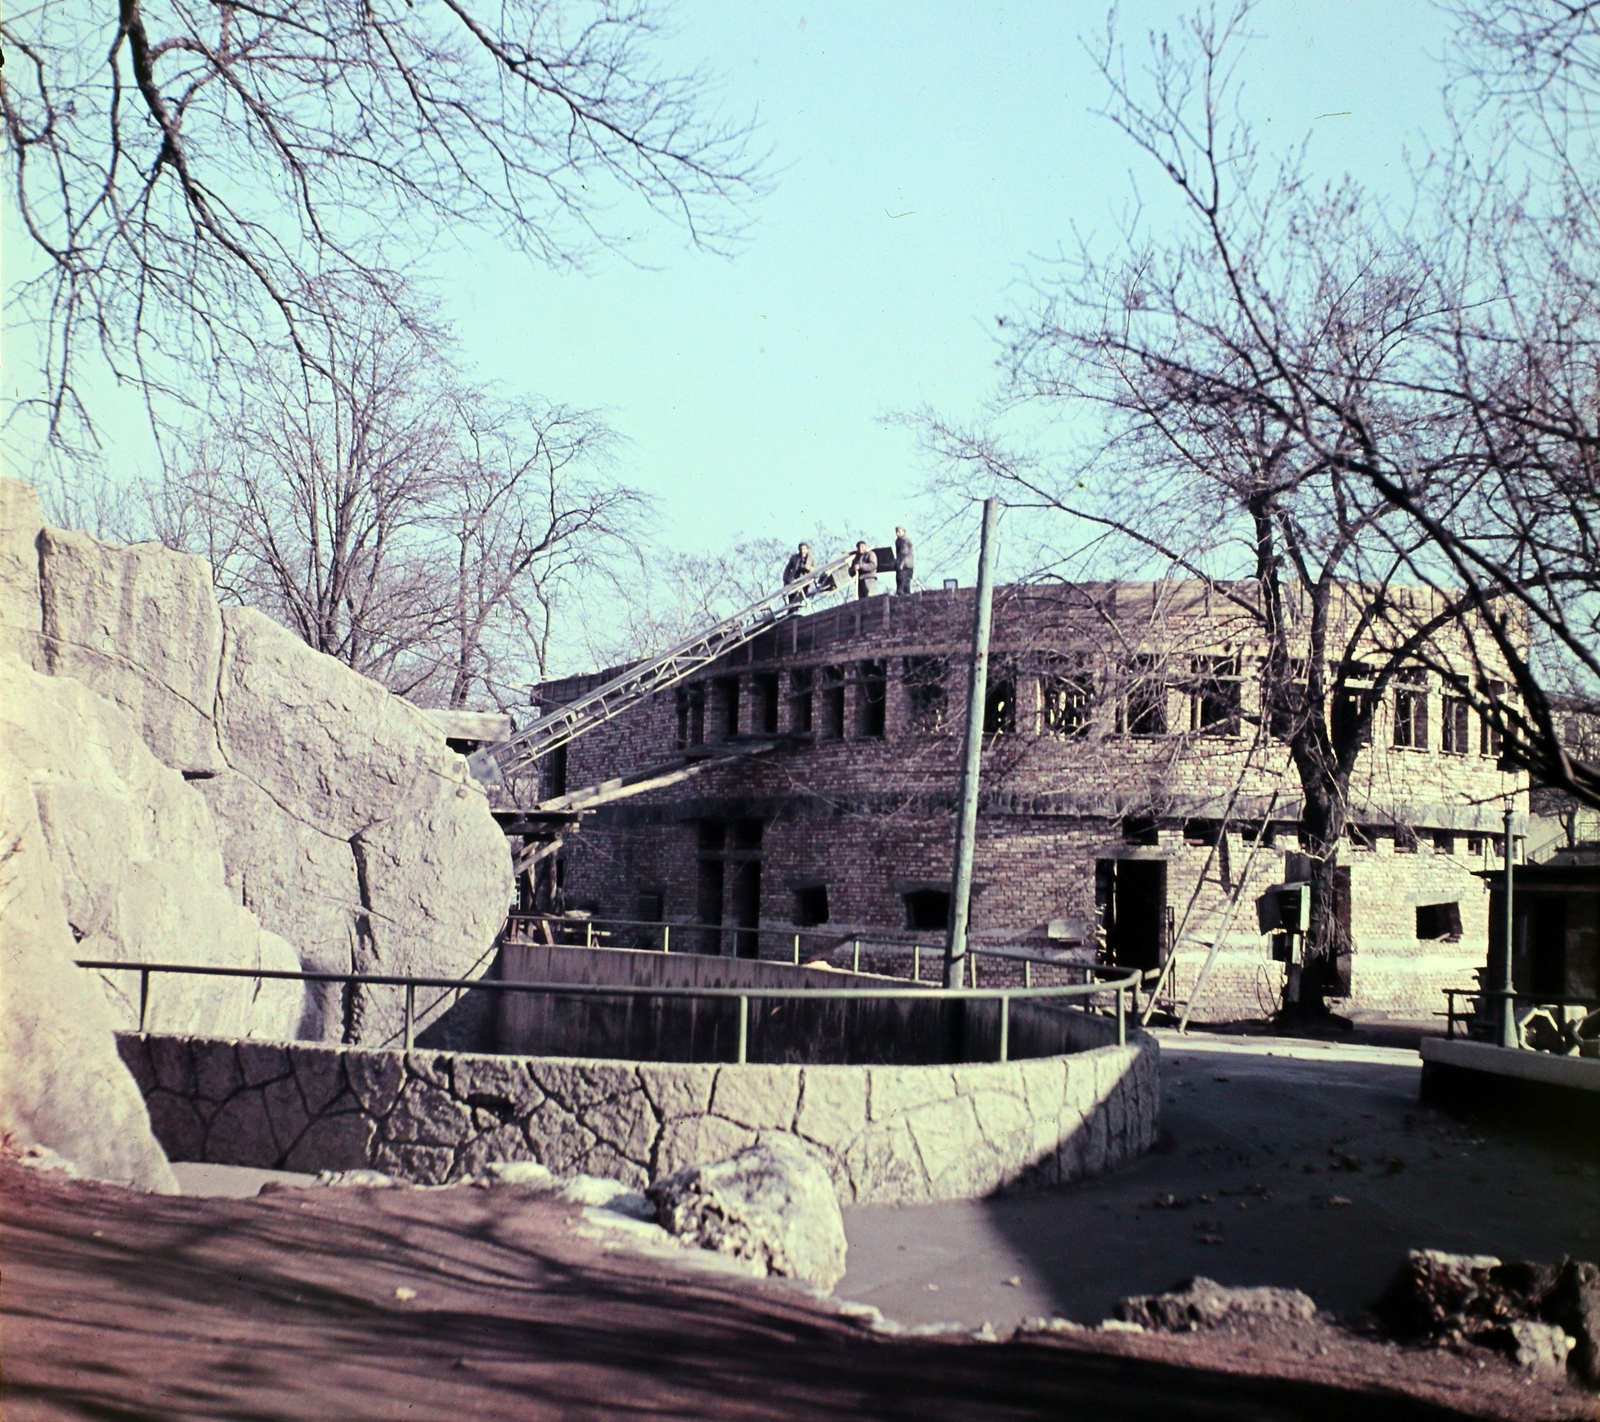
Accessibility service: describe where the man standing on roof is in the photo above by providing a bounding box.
[783,542,816,605]
[850,540,878,599]
[894,526,914,595]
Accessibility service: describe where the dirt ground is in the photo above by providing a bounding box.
[0,1173,1593,1418]
[837,1029,1600,1331]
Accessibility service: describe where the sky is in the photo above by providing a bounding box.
[3,0,1460,583]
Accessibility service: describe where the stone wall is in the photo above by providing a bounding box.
[116,1022,1160,1204]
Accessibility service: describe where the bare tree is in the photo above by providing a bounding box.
[2,0,765,464]
[924,4,1541,1017]
[158,300,642,705]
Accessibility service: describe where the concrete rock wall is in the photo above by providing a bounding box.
[117,1024,1161,1204]
[0,479,513,1047]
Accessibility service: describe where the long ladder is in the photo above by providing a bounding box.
[468,552,855,789]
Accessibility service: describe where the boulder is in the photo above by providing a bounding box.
[0,483,513,1048]
[36,527,226,775]
[202,607,511,1043]
[647,1135,848,1291]
[0,746,177,1192]
[1116,1277,1317,1332]
[1,656,303,1039]
[1547,1258,1600,1387]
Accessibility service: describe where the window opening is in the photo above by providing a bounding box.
[1267,657,1309,742]
[856,660,887,738]
[545,741,568,799]
[1122,815,1160,847]
[983,670,1016,735]
[903,888,951,932]
[818,665,846,740]
[711,675,740,741]
[1122,655,1167,735]
[1416,902,1463,941]
[676,683,706,748]
[1480,679,1506,757]
[1441,695,1472,754]
[793,885,830,927]
[1393,667,1428,748]
[1188,655,1242,735]
[1042,653,1094,737]
[753,673,780,734]
[904,656,949,731]
[789,667,814,734]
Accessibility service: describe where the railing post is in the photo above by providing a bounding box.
[998,993,1010,1063]
[912,945,921,983]
[138,968,151,1034]
[972,954,979,989]
[1117,986,1127,1047]
[852,939,860,974]
[793,933,801,966]
[585,920,594,949]
[1024,959,1033,990]
[736,995,749,1064]
[662,923,670,954]
[403,984,416,1050]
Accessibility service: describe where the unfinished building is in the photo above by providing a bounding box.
[521,580,1528,1023]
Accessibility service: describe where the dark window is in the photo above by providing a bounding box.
[1416,902,1463,941]
[856,660,887,738]
[1395,825,1419,854]
[1182,818,1219,846]
[635,892,664,923]
[1432,830,1456,855]
[731,818,763,851]
[1332,688,1376,747]
[677,683,705,747]
[545,741,568,799]
[983,673,1016,735]
[1189,655,1242,735]
[1042,654,1094,737]
[753,673,780,734]
[1348,823,1375,851]
[903,888,951,932]
[711,676,741,741]
[903,656,949,731]
[793,885,830,927]
[789,667,814,734]
[1441,696,1472,753]
[1122,815,1160,847]
[818,665,846,740]
[1122,656,1167,735]
[1480,679,1506,757]
[1394,669,1428,748]
[1466,835,1484,856]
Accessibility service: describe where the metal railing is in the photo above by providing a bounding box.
[74,957,1140,1063]
[501,911,1096,988]
[1442,987,1600,1049]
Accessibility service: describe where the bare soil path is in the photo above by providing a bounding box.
[2,1146,1593,1422]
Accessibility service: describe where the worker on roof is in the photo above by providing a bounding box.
[894,526,914,595]
[850,540,878,599]
[783,542,816,605]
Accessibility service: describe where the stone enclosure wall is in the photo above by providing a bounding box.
[116,1023,1160,1205]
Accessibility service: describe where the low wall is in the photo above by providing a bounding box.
[116,1023,1160,1204]
[496,942,1112,1065]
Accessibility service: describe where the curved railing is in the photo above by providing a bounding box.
[499,911,1096,987]
[74,957,1140,1062]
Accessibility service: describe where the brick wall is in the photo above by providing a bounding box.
[528,582,1525,1022]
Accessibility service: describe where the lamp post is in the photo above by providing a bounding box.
[1499,801,1517,1049]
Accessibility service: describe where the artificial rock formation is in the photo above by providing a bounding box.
[0,479,512,1047]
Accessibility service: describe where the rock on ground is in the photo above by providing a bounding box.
[1116,1278,1317,1332]
[1371,1249,1599,1388]
[647,1135,848,1292]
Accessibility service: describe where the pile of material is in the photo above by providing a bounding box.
[1371,1249,1599,1386]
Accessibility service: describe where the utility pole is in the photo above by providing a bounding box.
[945,497,1001,989]
[1499,801,1517,1049]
